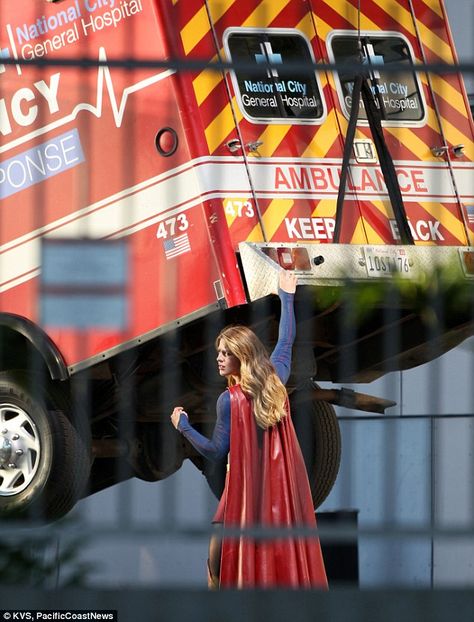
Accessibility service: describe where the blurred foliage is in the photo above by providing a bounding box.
[0,518,96,587]
[313,261,474,329]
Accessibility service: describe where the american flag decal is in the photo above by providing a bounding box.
[163,233,191,259]
[465,205,474,225]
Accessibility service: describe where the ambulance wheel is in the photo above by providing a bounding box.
[131,422,184,482]
[290,394,341,509]
[0,372,90,520]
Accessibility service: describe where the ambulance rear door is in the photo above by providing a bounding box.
[312,0,472,247]
[206,0,472,250]
[204,0,370,251]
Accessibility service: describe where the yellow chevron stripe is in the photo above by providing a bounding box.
[363,219,385,244]
[332,197,389,245]
[419,201,468,244]
[385,126,433,160]
[311,12,331,39]
[303,108,341,158]
[421,91,445,132]
[411,77,474,159]
[246,227,265,242]
[416,102,443,156]
[193,59,222,107]
[350,217,369,243]
[225,211,239,229]
[420,74,461,117]
[205,97,243,153]
[319,1,378,32]
[416,20,454,63]
[407,35,467,127]
[439,118,474,160]
[247,199,294,241]
[430,75,471,125]
[321,201,385,244]
[328,0,451,63]
[419,0,443,18]
[251,125,291,158]
[419,75,466,126]
[242,0,289,28]
[181,0,237,56]
[181,7,210,56]
[368,199,394,220]
[312,198,337,218]
[190,3,233,106]
[387,99,474,162]
[362,200,403,241]
[376,0,453,61]
[206,0,239,21]
[296,10,316,38]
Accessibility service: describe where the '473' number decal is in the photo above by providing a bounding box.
[224,199,255,218]
[156,214,189,238]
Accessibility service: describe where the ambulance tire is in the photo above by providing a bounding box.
[290,396,341,509]
[0,372,90,520]
[131,422,184,482]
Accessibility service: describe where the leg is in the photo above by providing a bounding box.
[207,523,222,589]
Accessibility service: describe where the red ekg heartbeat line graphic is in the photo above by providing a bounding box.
[0,47,175,156]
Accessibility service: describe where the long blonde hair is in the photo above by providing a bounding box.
[216,325,288,429]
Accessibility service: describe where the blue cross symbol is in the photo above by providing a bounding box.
[255,42,282,78]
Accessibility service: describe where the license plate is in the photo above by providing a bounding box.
[363,246,411,278]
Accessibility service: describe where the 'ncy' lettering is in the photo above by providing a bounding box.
[0,73,60,136]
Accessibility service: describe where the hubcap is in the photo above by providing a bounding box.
[0,405,41,496]
[0,437,12,465]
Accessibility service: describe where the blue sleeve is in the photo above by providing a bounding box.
[177,391,230,462]
[270,288,296,384]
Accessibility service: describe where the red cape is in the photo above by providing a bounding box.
[219,385,328,589]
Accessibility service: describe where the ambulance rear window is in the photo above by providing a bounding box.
[224,29,326,124]
[328,33,425,125]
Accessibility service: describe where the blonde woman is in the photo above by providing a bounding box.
[171,270,327,589]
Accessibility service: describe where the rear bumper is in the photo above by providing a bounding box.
[239,242,474,300]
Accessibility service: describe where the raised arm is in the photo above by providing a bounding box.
[170,392,230,463]
[270,270,297,384]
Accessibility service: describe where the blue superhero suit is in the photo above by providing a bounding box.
[177,289,295,461]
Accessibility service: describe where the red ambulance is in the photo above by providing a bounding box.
[0,0,472,518]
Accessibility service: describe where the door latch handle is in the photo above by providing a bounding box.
[226,139,242,153]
